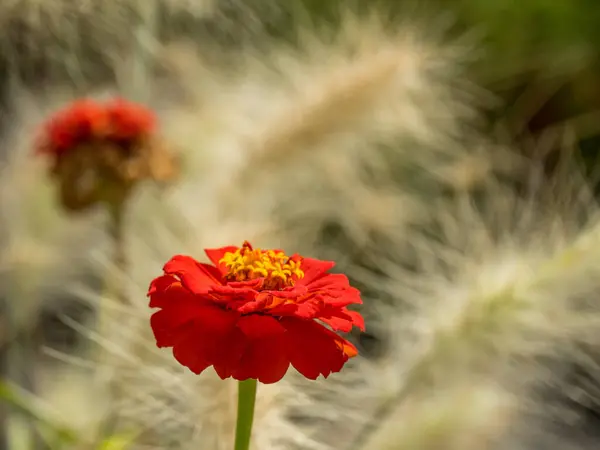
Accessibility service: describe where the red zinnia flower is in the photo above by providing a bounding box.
[36,97,156,161]
[35,97,177,212]
[148,241,365,384]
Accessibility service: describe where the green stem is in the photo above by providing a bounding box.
[92,199,128,448]
[234,379,257,450]
[107,200,127,305]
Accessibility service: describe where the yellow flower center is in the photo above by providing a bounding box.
[220,241,304,290]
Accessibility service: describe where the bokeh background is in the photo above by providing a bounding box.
[2,0,600,449]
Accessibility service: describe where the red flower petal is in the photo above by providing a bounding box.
[148,275,191,308]
[208,284,261,310]
[152,301,240,376]
[59,100,109,140]
[163,255,222,294]
[346,310,365,331]
[39,99,110,158]
[282,317,352,380]
[150,306,197,348]
[232,335,289,384]
[307,274,363,307]
[336,337,358,358]
[318,308,365,332]
[267,299,322,319]
[211,327,247,379]
[150,301,236,347]
[263,285,309,299]
[171,326,213,374]
[237,315,286,339]
[212,316,290,383]
[323,288,363,307]
[205,245,239,274]
[209,284,260,297]
[106,98,156,141]
[235,295,272,314]
[173,324,247,377]
[226,279,263,289]
[296,258,336,286]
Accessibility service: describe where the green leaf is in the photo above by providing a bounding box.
[98,432,137,450]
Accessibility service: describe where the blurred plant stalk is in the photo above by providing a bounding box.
[92,200,130,447]
[1,273,46,450]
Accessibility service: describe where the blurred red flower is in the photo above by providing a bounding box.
[148,241,364,384]
[106,98,156,142]
[36,97,156,160]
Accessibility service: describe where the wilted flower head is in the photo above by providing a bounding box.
[36,97,179,211]
[148,241,364,384]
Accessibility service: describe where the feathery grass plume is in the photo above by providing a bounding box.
[362,382,515,450]
[161,9,487,243]
[345,140,600,449]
